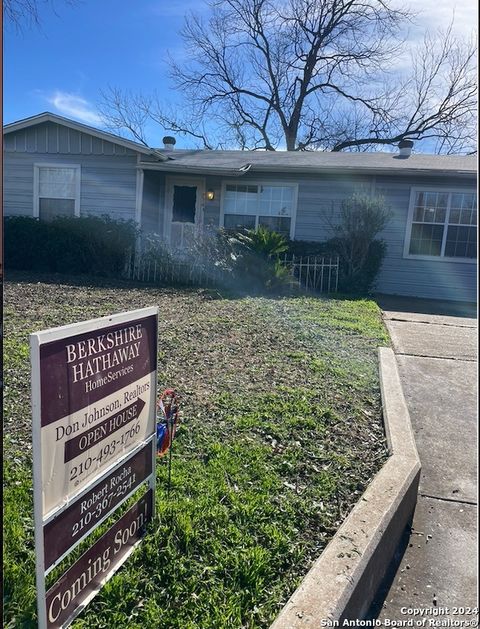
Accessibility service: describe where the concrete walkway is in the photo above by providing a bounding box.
[375,297,478,623]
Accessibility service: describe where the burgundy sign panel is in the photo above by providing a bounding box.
[39,315,157,427]
[45,490,153,629]
[63,399,146,463]
[44,445,152,570]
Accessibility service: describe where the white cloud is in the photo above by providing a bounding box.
[383,1,477,75]
[421,0,476,37]
[46,91,103,125]
[394,0,477,41]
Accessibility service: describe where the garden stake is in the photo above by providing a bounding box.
[167,414,174,499]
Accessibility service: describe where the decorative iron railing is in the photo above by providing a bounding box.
[124,246,339,294]
[279,254,339,293]
[124,247,224,287]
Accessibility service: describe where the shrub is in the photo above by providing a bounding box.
[130,229,249,289]
[234,226,289,258]
[324,194,391,293]
[4,216,56,272]
[181,228,238,275]
[286,240,330,257]
[228,227,294,293]
[4,215,138,276]
[324,237,387,293]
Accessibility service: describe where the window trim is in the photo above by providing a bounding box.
[33,163,81,218]
[403,186,477,264]
[220,180,298,239]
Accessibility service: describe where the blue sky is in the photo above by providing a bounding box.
[4,1,207,146]
[3,0,477,149]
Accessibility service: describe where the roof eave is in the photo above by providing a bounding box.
[138,162,252,176]
[246,164,477,177]
[139,161,476,178]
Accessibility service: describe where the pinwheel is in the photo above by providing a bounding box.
[156,388,180,497]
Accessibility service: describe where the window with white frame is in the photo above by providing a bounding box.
[34,165,80,220]
[406,190,477,260]
[223,183,295,236]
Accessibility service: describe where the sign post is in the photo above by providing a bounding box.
[30,307,158,628]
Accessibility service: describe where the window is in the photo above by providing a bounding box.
[222,183,296,237]
[405,189,477,261]
[172,185,197,223]
[34,164,80,220]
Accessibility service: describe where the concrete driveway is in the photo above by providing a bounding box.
[375,297,478,622]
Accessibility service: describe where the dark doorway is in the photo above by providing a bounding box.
[172,185,196,223]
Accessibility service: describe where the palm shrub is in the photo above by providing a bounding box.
[234,225,289,258]
[228,226,293,293]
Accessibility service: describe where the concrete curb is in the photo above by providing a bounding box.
[270,347,421,628]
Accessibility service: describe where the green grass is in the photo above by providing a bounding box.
[3,272,390,628]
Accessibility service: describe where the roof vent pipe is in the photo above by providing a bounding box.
[162,136,176,151]
[398,139,414,157]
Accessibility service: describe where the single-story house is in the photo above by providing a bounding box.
[3,112,477,302]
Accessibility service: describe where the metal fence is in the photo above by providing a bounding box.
[279,254,339,293]
[124,248,223,287]
[124,248,339,294]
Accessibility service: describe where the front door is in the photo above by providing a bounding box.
[165,177,205,249]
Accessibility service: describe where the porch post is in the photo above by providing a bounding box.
[135,165,145,227]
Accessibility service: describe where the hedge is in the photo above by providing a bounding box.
[4,215,138,276]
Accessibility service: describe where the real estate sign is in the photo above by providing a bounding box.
[43,443,153,570]
[30,307,158,629]
[46,489,153,629]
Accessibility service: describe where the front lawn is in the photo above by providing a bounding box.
[3,273,390,629]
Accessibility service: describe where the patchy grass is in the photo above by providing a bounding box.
[3,272,390,628]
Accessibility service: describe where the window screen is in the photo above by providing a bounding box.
[37,165,79,220]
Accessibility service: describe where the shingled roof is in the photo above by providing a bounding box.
[141,148,477,177]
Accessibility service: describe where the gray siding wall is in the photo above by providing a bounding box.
[294,173,372,241]
[4,122,139,221]
[96,158,477,301]
[213,170,372,239]
[204,176,222,228]
[373,175,477,302]
[3,151,35,215]
[211,170,477,303]
[4,122,136,156]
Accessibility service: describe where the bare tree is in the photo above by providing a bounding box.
[3,0,43,28]
[99,0,477,153]
[4,0,78,31]
[96,88,151,147]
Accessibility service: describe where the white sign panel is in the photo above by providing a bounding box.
[30,307,158,629]
[31,308,158,518]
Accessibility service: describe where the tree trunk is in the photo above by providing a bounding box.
[285,133,297,151]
